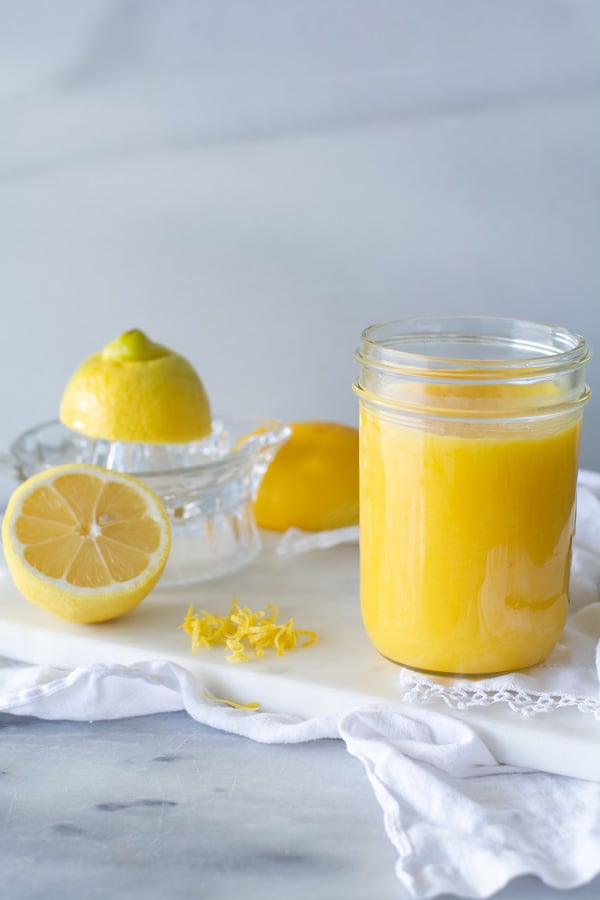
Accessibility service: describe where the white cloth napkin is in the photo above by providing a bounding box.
[1,471,600,899]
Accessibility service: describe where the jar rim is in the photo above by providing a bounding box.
[357,316,591,376]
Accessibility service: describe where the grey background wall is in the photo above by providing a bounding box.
[1,0,598,468]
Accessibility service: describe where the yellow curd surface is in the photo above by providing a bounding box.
[359,405,581,674]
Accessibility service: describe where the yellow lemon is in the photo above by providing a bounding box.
[60,329,211,443]
[253,421,359,532]
[2,463,172,623]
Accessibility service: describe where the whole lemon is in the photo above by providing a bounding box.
[60,329,211,444]
[253,421,359,532]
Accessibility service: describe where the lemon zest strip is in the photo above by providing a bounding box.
[179,598,318,663]
[203,691,261,710]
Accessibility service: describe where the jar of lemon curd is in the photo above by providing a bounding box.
[354,317,591,675]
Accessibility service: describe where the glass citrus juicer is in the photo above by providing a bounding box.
[0,331,290,587]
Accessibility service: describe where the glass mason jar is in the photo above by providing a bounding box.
[354,317,592,675]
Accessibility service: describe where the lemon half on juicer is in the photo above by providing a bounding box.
[59,328,211,444]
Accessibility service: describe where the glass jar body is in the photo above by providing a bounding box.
[354,317,591,675]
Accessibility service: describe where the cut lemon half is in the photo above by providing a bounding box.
[60,328,211,444]
[1,463,172,624]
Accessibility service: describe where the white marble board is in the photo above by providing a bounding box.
[0,536,598,782]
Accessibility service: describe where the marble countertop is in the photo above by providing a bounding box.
[1,2,600,898]
[2,711,402,900]
[1,709,599,900]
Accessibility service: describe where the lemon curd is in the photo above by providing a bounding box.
[360,407,581,673]
[355,318,591,675]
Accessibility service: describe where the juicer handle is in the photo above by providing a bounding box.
[0,451,19,481]
[249,424,291,499]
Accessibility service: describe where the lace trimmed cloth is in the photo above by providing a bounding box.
[279,469,600,720]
